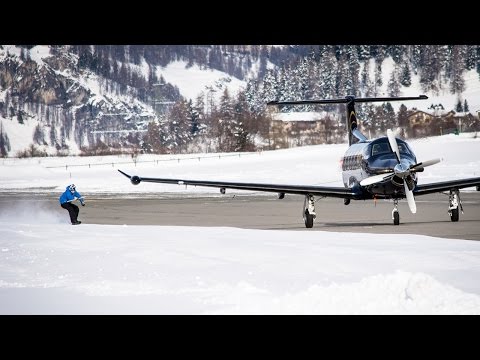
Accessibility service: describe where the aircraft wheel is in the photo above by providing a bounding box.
[450,208,459,222]
[304,210,314,228]
[393,211,400,225]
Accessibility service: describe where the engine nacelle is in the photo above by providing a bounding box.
[131,176,141,185]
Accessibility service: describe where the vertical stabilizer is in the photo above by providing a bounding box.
[346,96,359,146]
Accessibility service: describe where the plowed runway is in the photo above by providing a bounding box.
[2,191,480,240]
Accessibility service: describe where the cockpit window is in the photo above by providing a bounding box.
[398,143,410,154]
[371,142,410,156]
[371,143,390,156]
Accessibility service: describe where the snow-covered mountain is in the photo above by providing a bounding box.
[1,45,479,158]
[0,45,257,157]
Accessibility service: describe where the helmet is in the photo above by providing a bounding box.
[69,184,76,193]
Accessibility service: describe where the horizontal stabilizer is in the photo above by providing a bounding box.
[267,95,428,106]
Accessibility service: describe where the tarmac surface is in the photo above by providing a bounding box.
[1,191,480,240]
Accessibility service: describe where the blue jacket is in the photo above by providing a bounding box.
[59,186,84,205]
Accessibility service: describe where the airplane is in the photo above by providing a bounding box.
[118,95,480,228]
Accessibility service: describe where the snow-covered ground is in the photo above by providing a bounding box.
[1,133,480,314]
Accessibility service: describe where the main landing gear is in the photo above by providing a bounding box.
[448,189,463,222]
[303,194,316,228]
[391,189,464,225]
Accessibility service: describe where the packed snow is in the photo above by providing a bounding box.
[1,133,480,314]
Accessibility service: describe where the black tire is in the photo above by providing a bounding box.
[393,211,400,225]
[304,210,314,228]
[450,208,459,222]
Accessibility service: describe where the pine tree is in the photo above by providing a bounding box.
[465,45,477,70]
[464,99,469,112]
[388,45,406,64]
[387,67,401,97]
[167,99,192,153]
[0,122,11,157]
[360,61,370,91]
[400,62,412,87]
[449,45,466,94]
[455,98,463,112]
[397,104,409,129]
[374,60,383,95]
[357,45,370,61]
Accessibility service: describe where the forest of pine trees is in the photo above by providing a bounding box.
[1,45,480,157]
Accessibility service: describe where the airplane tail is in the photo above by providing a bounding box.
[345,97,366,146]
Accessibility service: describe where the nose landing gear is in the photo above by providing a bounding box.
[448,189,463,222]
[392,199,400,225]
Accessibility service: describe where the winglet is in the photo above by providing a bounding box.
[118,169,131,178]
[118,169,141,185]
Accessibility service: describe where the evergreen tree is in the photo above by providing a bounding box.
[187,99,200,136]
[374,60,383,95]
[388,45,406,63]
[360,61,370,90]
[464,99,469,112]
[455,98,463,112]
[33,124,44,145]
[0,123,11,157]
[465,45,477,70]
[449,45,466,94]
[397,104,409,129]
[357,45,370,61]
[167,99,192,152]
[410,45,422,74]
[346,45,360,95]
[216,88,237,152]
[142,120,167,153]
[400,62,412,87]
[387,67,401,97]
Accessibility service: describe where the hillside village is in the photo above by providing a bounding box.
[1,45,479,157]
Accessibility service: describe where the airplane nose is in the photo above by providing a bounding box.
[394,162,410,177]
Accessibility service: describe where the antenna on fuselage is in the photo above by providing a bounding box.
[267,95,428,146]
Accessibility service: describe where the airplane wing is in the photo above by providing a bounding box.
[118,170,358,199]
[414,177,480,196]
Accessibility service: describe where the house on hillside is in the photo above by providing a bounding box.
[452,111,479,133]
[407,109,478,137]
[269,111,338,149]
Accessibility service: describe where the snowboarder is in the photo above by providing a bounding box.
[59,184,85,225]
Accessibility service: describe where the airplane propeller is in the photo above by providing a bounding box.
[360,129,441,214]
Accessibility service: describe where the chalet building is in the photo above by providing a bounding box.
[407,109,479,137]
[269,111,333,148]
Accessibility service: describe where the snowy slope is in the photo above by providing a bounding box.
[157,60,246,102]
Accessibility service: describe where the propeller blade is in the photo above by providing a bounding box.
[404,181,417,213]
[410,158,441,172]
[360,172,394,186]
[387,129,401,164]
